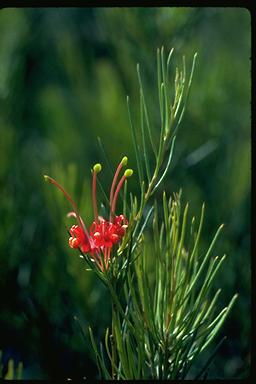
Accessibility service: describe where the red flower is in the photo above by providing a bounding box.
[44,157,133,271]
[69,225,91,253]
[90,214,128,248]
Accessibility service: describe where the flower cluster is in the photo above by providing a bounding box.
[44,157,133,271]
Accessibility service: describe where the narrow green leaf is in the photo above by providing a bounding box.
[157,48,163,124]
[114,313,131,378]
[132,205,154,252]
[97,136,114,176]
[105,328,113,365]
[194,336,227,380]
[190,206,204,260]
[127,96,143,186]
[204,255,226,292]
[163,191,171,240]
[99,342,112,379]
[80,253,108,285]
[157,82,165,162]
[174,202,189,279]
[107,281,137,337]
[152,136,176,194]
[202,289,222,321]
[166,48,175,97]
[182,223,224,305]
[137,63,157,157]
[139,87,151,183]
[88,326,110,379]
[125,333,137,378]
[171,52,198,139]
[200,294,238,352]
[161,46,169,133]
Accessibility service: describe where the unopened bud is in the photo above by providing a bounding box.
[121,156,128,166]
[93,163,102,173]
[124,169,133,178]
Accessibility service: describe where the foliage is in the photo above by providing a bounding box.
[45,48,237,380]
[0,8,250,379]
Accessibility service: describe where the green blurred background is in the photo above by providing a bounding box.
[0,7,250,379]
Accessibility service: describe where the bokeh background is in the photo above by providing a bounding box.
[0,7,250,379]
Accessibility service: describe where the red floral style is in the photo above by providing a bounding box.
[44,157,133,271]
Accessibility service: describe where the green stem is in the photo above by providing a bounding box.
[111,293,118,379]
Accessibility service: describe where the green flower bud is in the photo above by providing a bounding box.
[93,163,102,173]
[121,156,128,166]
[124,169,133,178]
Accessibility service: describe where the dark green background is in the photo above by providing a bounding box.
[0,7,250,379]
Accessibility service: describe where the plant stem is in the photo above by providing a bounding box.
[111,297,117,379]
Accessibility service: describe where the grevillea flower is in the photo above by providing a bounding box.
[44,157,133,271]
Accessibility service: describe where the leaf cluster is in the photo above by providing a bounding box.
[85,48,237,380]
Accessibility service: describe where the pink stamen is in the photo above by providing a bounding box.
[103,247,111,271]
[110,174,126,221]
[45,176,90,241]
[67,211,86,227]
[109,157,128,221]
[110,162,123,207]
[92,171,98,223]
